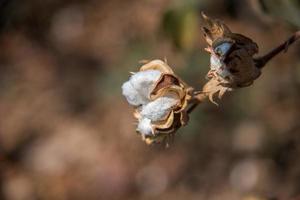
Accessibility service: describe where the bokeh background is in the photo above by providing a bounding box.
[0,0,300,199]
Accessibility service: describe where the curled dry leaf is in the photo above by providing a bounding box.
[201,12,261,103]
[201,78,232,105]
[122,60,193,145]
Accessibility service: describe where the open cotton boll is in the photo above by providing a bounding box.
[137,118,153,136]
[140,95,179,122]
[122,70,161,106]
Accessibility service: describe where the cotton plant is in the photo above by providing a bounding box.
[122,13,300,145]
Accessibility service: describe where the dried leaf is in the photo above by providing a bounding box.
[201,12,231,46]
[153,111,175,130]
[202,78,231,105]
[140,59,174,74]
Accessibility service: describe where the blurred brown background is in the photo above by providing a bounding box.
[0,0,300,199]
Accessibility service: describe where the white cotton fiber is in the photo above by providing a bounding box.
[137,118,153,136]
[210,54,223,71]
[122,70,161,106]
[122,81,147,106]
[140,96,179,122]
[210,55,231,78]
[130,70,161,99]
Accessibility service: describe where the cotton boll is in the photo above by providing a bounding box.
[122,70,162,106]
[137,118,153,136]
[140,96,179,122]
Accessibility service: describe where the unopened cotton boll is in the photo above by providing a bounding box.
[140,96,179,122]
[122,70,161,106]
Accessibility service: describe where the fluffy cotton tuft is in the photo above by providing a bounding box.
[140,96,179,121]
[122,81,142,106]
[137,118,153,136]
[122,70,161,106]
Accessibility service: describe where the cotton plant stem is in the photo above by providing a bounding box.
[255,31,300,69]
[187,92,208,114]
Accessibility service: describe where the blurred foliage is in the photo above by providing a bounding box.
[162,1,199,50]
[250,0,300,28]
[0,0,299,200]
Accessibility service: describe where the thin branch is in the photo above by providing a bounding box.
[255,31,300,69]
[187,92,208,114]
[187,100,199,114]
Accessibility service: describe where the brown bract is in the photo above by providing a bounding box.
[137,60,193,144]
[201,12,261,103]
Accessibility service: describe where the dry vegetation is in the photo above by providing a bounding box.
[0,0,300,200]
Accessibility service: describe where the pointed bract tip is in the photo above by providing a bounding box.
[208,94,219,106]
[164,56,168,64]
[201,11,207,19]
[139,59,150,64]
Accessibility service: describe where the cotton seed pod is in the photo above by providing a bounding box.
[201,12,261,102]
[122,60,193,145]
